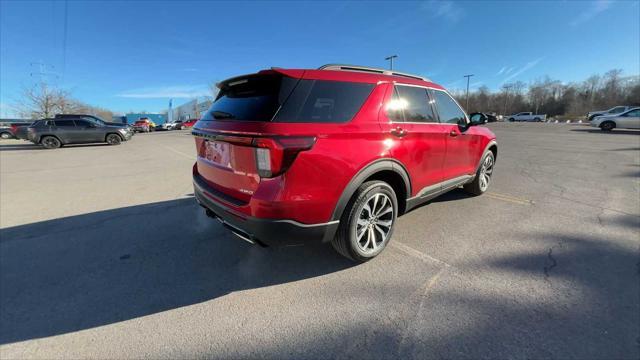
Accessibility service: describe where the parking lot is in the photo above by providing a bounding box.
[0,123,638,359]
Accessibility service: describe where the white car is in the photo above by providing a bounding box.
[590,107,640,131]
[507,112,546,122]
[162,120,184,130]
[587,106,635,121]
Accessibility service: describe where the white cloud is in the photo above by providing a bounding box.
[116,85,209,99]
[501,58,544,84]
[496,66,507,76]
[423,0,464,23]
[570,0,613,26]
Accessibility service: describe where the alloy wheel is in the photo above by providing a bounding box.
[479,154,494,192]
[355,193,394,254]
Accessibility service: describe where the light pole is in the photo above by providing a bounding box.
[464,74,474,110]
[385,55,398,70]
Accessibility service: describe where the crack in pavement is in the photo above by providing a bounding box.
[543,248,557,279]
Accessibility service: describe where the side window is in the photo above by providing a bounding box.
[75,120,92,127]
[53,120,75,127]
[433,90,467,125]
[610,107,625,113]
[395,85,437,123]
[386,86,405,122]
[274,80,374,123]
[624,110,639,117]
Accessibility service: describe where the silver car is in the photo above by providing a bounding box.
[590,107,640,131]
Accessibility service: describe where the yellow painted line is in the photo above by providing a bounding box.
[486,192,533,205]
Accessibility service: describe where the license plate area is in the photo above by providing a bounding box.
[203,140,232,168]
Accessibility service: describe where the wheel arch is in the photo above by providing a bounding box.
[105,132,124,141]
[39,134,62,144]
[330,159,411,221]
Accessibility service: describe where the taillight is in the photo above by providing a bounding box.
[10,125,17,133]
[252,137,316,178]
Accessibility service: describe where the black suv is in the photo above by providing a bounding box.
[28,118,133,149]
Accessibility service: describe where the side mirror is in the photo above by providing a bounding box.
[469,112,487,126]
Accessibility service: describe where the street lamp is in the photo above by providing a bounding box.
[464,74,474,110]
[385,55,398,70]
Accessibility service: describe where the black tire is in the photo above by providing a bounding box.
[508,118,515,122]
[600,121,615,131]
[533,117,541,122]
[0,132,12,139]
[106,133,122,145]
[464,151,495,196]
[41,136,61,149]
[331,181,398,262]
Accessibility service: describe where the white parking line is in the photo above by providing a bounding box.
[163,146,194,160]
[391,241,451,267]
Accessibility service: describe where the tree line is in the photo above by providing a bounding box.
[451,69,640,118]
[12,82,113,121]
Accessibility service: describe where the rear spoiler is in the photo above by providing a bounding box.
[216,68,306,89]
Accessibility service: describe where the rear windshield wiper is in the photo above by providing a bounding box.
[212,111,235,119]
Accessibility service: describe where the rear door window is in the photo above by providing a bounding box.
[394,85,437,123]
[54,120,75,127]
[274,80,374,123]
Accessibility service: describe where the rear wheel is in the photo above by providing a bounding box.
[332,181,397,262]
[533,117,541,122]
[508,118,515,122]
[106,133,122,145]
[600,121,615,131]
[464,151,495,196]
[0,132,12,139]
[41,136,61,149]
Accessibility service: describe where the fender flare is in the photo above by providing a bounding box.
[475,140,498,173]
[330,159,411,222]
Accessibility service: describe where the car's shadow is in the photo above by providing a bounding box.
[570,128,640,135]
[0,197,354,344]
[0,143,112,151]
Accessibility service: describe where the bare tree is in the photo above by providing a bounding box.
[14,82,73,119]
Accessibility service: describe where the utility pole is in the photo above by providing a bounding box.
[463,74,474,110]
[385,55,398,70]
[502,84,513,117]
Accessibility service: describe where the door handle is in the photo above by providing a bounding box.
[449,130,459,137]
[391,127,407,138]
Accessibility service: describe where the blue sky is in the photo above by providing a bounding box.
[1,0,639,116]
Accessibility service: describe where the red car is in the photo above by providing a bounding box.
[182,119,197,128]
[192,64,497,261]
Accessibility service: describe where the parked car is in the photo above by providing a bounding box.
[587,106,635,121]
[590,107,640,131]
[182,119,197,129]
[27,118,133,149]
[1,122,29,139]
[507,112,546,122]
[132,118,156,132]
[162,120,184,130]
[9,123,32,140]
[54,114,131,129]
[192,64,497,262]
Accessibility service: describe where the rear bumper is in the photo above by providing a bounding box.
[193,174,339,247]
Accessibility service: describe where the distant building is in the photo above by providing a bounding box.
[171,97,212,121]
[125,113,167,124]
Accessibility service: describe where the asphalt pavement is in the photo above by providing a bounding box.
[0,123,638,359]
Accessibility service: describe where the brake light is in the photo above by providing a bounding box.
[252,136,316,178]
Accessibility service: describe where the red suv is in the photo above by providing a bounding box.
[192,64,497,261]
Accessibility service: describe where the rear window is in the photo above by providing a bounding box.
[201,75,374,123]
[202,74,297,122]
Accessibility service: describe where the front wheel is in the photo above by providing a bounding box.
[41,136,61,149]
[106,133,122,145]
[600,121,615,131]
[0,132,12,139]
[464,151,495,196]
[332,181,398,262]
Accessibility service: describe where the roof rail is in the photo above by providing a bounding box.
[317,64,431,82]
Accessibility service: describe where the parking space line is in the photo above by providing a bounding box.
[391,241,451,267]
[486,191,533,205]
[163,146,194,160]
